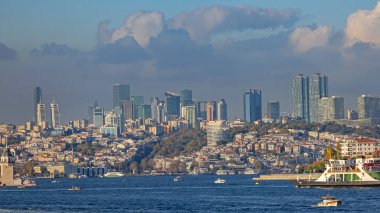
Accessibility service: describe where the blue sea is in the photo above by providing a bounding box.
[0,175,378,212]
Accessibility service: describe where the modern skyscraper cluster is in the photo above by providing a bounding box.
[33,87,62,129]
[267,101,280,122]
[357,95,380,119]
[243,89,262,123]
[292,73,328,122]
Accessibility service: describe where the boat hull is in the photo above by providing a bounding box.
[291,180,380,188]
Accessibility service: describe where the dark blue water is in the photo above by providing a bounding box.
[0,175,378,212]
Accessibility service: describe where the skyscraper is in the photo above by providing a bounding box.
[357,95,380,119]
[292,74,309,121]
[196,101,208,120]
[34,87,42,122]
[88,101,98,123]
[50,99,61,129]
[131,96,144,119]
[150,97,160,121]
[120,100,133,120]
[318,96,344,122]
[112,84,130,109]
[243,89,262,122]
[267,101,280,122]
[157,101,165,123]
[137,104,152,122]
[217,99,228,121]
[309,73,328,123]
[206,101,217,121]
[184,105,198,129]
[93,105,104,128]
[180,89,193,107]
[36,103,46,125]
[164,92,180,120]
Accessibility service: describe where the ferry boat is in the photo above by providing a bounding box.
[292,157,380,188]
[316,196,341,207]
[103,172,125,178]
[214,178,226,184]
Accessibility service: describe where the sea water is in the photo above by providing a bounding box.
[0,175,378,212]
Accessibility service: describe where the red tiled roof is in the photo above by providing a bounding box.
[355,138,378,143]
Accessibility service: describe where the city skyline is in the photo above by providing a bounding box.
[1,1,380,123]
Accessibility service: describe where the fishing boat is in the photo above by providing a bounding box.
[69,186,81,191]
[214,178,226,184]
[291,157,380,188]
[316,195,341,207]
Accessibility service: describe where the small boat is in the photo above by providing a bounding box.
[255,179,260,185]
[317,196,341,207]
[18,185,26,189]
[69,186,81,191]
[22,178,36,187]
[214,178,226,184]
[173,176,182,182]
[51,180,59,184]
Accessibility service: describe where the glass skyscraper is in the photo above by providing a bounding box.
[93,105,104,128]
[217,99,228,121]
[131,96,144,119]
[243,89,262,123]
[292,73,328,123]
[164,92,181,119]
[309,73,328,123]
[180,89,193,107]
[34,86,42,122]
[292,74,309,122]
[267,101,280,122]
[358,95,380,119]
[112,84,130,109]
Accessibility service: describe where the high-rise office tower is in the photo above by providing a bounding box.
[36,103,46,125]
[50,99,61,129]
[267,101,280,122]
[120,100,133,120]
[217,99,228,121]
[243,89,262,122]
[184,105,198,129]
[112,84,130,109]
[131,96,144,119]
[137,104,152,123]
[197,101,208,120]
[357,95,380,119]
[93,105,104,128]
[34,87,42,122]
[88,101,98,123]
[113,106,124,133]
[318,96,344,122]
[309,73,328,123]
[180,89,193,107]
[150,97,160,121]
[206,101,217,121]
[292,74,309,121]
[164,92,181,119]
[157,101,165,123]
[347,109,358,120]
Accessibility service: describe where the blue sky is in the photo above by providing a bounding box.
[0,1,376,53]
[0,0,380,123]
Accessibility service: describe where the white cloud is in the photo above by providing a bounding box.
[345,1,380,47]
[167,5,299,42]
[99,11,164,47]
[289,26,332,53]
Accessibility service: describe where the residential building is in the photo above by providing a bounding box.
[309,73,328,123]
[36,103,46,126]
[341,138,380,157]
[292,74,309,121]
[150,97,160,121]
[93,105,104,128]
[50,99,61,129]
[318,96,344,122]
[206,121,229,146]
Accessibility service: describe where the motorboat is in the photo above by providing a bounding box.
[69,186,81,191]
[317,196,341,207]
[173,176,182,182]
[255,179,260,185]
[51,180,59,184]
[214,178,226,184]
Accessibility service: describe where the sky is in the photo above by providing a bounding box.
[0,0,380,123]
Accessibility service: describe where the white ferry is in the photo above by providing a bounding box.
[103,172,125,178]
[214,178,226,184]
[292,156,380,187]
